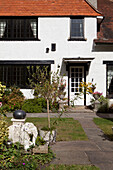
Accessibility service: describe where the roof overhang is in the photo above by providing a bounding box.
[63,57,94,63]
[0,60,54,65]
[97,16,104,24]
[103,61,113,65]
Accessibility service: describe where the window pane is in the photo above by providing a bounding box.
[0,18,37,40]
[71,19,84,38]
[0,65,50,88]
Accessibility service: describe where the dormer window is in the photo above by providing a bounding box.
[0,18,38,40]
[70,18,84,40]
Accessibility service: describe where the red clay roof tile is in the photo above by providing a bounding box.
[0,0,102,16]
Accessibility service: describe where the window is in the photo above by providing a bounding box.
[107,65,113,98]
[0,65,29,88]
[0,18,38,40]
[0,64,50,88]
[70,18,84,39]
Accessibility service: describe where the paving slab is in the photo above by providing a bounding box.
[77,119,98,128]
[95,141,113,151]
[86,151,113,164]
[51,151,91,165]
[51,141,100,152]
[84,128,106,141]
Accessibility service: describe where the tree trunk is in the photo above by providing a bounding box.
[47,99,50,129]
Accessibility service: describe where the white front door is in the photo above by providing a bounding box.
[70,66,84,105]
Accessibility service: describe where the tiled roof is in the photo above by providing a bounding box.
[0,0,101,16]
[97,0,113,41]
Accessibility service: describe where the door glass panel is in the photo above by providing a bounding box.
[70,67,84,94]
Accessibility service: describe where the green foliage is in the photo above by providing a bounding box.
[0,116,8,145]
[50,100,59,112]
[35,136,46,146]
[28,66,66,102]
[70,94,82,107]
[0,82,6,99]
[97,95,109,113]
[28,66,66,128]
[22,98,47,113]
[41,126,56,131]
[93,118,113,141]
[1,86,25,113]
[0,141,54,169]
[109,104,113,113]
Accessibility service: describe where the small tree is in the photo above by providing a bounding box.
[28,66,66,129]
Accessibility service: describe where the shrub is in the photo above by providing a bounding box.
[22,98,47,113]
[97,103,109,113]
[1,86,25,112]
[0,116,8,145]
[0,141,54,169]
[109,104,113,113]
[0,82,6,100]
[97,95,109,113]
[50,101,59,112]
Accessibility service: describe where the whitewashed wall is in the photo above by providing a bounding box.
[0,17,112,105]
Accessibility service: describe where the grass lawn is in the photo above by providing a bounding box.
[45,164,100,170]
[7,117,88,141]
[93,118,113,141]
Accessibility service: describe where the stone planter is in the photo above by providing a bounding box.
[59,94,65,100]
[93,94,99,100]
[39,129,56,145]
[94,100,100,112]
[58,100,67,112]
[33,145,48,154]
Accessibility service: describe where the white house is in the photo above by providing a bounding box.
[0,0,112,106]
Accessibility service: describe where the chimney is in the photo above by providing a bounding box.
[86,0,97,9]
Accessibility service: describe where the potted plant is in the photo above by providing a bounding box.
[32,136,48,153]
[39,126,56,145]
[93,91,103,100]
[28,66,66,144]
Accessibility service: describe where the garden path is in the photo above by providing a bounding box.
[51,112,113,170]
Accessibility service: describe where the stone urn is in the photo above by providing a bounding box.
[39,129,56,145]
[13,110,26,119]
[93,94,99,100]
[59,94,65,100]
